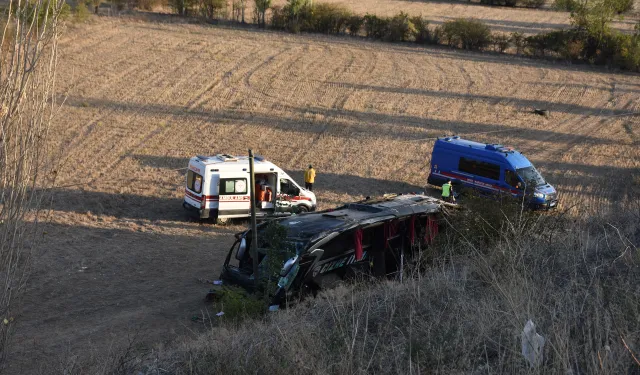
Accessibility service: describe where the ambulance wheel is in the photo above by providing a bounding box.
[296,205,309,213]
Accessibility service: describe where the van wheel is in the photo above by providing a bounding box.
[296,205,309,213]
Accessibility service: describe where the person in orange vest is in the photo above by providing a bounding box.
[304,165,316,191]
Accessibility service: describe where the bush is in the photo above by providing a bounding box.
[410,16,438,44]
[511,32,525,54]
[363,14,390,39]
[441,18,492,50]
[611,0,633,13]
[270,5,287,30]
[253,0,271,27]
[200,0,227,19]
[553,0,580,10]
[73,2,91,22]
[311,3,351,34]
[492,33,511,52]
[346,15,364,36]
[213,286,265,323]
[524,30,579,57]
[612,33,640,71]
[135,0,166,10]
[168,0,197,15]
[519,0,545,7]
[386,12,415,42]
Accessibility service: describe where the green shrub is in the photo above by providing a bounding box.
[363,14,390,39]
[560,38,585,60]
[346,15,364,36]
[73,2,90,22]
[612,33,640,71]
[311,3,351,34]
[200,0,227,19]
[441,18,492,50]
[611,0,633,13]
[492,33,511,52]
[168,0,197,15]
[410,16,437,44]
[386,12,415,42]
[270,5,287,30]
[135,0,166,10]
[254,0,271,27]
[553,0,580,11]
[524,30,577,57]
[520,0,545,7]
[214,286,265,323]
[283,0,313,33]
[511,32,525,54]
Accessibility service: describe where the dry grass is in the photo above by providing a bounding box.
[92,207,640,374]
[6,18,640,372]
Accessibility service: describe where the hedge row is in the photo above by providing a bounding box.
[266,2,640,71]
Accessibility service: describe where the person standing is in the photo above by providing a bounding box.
[304,164,316,191]
[442,180,454,202]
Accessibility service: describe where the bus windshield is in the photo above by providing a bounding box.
[516,166,546,187]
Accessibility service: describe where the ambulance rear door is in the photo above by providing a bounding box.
[217,174,250,218]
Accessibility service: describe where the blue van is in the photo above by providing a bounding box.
[427,136,558,209]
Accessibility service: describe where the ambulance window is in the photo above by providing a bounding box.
[187,170,203,194]
[220,178,248,195]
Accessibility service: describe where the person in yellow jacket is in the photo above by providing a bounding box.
[442,180,454,203]
[304,165,316,191]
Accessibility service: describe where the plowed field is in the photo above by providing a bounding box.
[8,18,640,372]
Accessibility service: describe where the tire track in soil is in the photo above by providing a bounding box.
[56,39,197,179]
[79,44,219,186]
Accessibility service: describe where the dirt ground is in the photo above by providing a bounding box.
[6,18,640,373]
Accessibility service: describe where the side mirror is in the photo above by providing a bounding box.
[236,238,247,260]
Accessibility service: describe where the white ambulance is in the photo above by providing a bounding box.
[183,154,317,222]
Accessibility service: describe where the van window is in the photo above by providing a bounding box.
[220,178,248,195]
[458,157,500,180]
[517,166,545,187]
[505,170,520,188]
[187,170,203,194]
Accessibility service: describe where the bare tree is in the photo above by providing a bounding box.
[0,0,64,364]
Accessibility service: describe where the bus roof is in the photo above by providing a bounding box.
[266,194,441,245]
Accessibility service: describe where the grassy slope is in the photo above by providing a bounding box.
[81,204,640,374]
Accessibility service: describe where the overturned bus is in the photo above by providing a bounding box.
[210,194,443,308]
